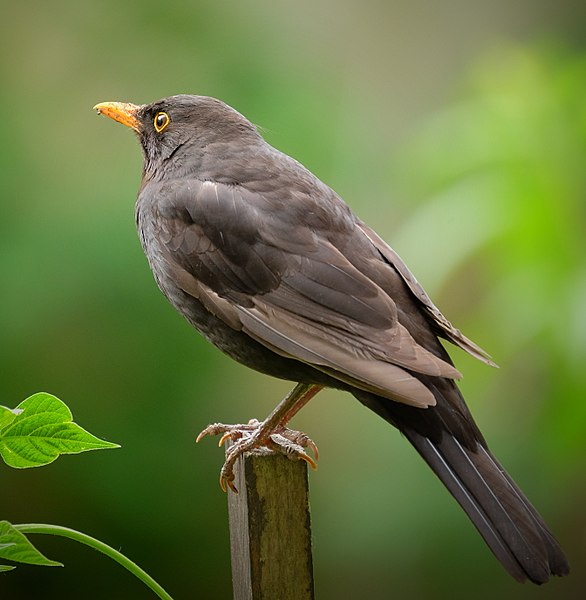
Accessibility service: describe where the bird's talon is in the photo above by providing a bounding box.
[196,422,228,443]
[196,419,318,492]
[220,460,239,493]
[218,432,232,447]
[220,471,238,493]
[308,440,319,462]
[279,428,319,461]
[298,452,318,470]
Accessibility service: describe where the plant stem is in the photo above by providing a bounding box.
[14,523,173,600]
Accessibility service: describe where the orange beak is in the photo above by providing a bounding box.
[93,101,141,132]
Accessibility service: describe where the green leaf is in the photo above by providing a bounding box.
[0,406,21,431]
[0,565,16,572]
[0,393,119,468]
[0,543,17,571]
[0,521,62,567]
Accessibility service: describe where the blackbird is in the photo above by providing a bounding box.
[94,94,568,583]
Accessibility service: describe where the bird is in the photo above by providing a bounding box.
[94,94,569,584]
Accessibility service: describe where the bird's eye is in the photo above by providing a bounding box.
[153,111,170,133]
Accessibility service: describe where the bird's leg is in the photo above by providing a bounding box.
[196,382,323,492]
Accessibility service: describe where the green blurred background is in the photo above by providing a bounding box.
[1,1,585,598]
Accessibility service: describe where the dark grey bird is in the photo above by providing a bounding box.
[94,94,568,584]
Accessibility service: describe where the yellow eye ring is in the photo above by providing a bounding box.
[153,111,170,133]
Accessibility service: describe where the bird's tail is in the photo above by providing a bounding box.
[353,385,569,583]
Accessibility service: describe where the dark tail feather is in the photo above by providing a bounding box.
[353,389,569,583]
[404,428,567,583]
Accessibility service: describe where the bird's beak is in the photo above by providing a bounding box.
[93,101,141,132]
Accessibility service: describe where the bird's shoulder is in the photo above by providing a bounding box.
[138,160,357,259]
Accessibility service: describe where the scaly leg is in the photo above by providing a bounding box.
[196,382,323,492]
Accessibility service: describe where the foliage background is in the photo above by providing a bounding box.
[1,1,584,598]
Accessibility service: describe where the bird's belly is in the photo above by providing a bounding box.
[160,281,336,387]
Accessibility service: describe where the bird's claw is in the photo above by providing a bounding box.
[197,420,319,493]
[196,419,261,445]
[219,469,238,494]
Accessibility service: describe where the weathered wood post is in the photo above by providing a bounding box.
[226,448,315,600]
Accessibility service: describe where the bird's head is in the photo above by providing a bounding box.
[94,94,261,180]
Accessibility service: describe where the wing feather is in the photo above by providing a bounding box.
[358,222,497,367]
[152,179,471,407]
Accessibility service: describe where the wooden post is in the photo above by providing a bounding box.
[227,448,315,600]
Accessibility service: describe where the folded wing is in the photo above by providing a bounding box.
[149,178,468,407]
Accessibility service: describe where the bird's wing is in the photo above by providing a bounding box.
[357,222,496,367]
[151,179,463,407]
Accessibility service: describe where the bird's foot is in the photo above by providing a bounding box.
[196,419,319,493]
